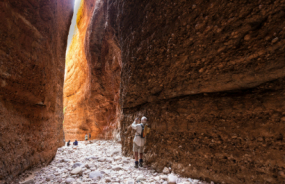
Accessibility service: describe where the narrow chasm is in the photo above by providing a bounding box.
[1,0,285,184]
[63,0,121,141]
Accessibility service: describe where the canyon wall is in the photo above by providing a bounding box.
[0,0,73,181]
[64,0,121,141]
[1,0,283,183]
[119,0,285,183]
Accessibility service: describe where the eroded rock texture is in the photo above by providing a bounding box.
[119,0,285,183]
[0,0,73,181]
[64,0,121,141]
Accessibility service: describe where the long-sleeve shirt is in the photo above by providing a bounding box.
[132,121,145,147]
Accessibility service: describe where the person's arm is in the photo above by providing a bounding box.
[131,117,139,130]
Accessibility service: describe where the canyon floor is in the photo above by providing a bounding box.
[17,140,211,184]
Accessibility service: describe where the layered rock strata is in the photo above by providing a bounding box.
[64,0,121,141]
[119,0,285,183]
[0,0,73,181]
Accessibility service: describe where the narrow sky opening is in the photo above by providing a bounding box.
[66,0,81,56]
[65,0,82,78]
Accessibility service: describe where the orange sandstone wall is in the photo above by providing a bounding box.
[64,0,96,141]
[64,0,121,141]
[0,0,73,181]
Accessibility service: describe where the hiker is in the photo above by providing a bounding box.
[73,140,78,146]
[85,134,88,141]
[89,133,91,139]
[67,140,70,146]
[131,116,148,168]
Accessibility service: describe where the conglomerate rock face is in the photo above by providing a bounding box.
[0,0,73,181]
[64,0,121,141]
[118,0,285,183]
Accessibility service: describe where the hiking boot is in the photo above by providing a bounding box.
[139,162,143,167]
[134,163,139,168]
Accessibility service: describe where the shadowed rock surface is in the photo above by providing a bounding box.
[118,0,285,183]
[0,0,73,181]
[64,0,121,141]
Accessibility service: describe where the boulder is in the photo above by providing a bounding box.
[71,167,83,175]
[89,171,102,179]
[72,162,84,168]
[136,175,145,181]
[168,174,178,184]
[112,165,123,171]
[163,167,170,174]
[98,158,106,162]
[114,156,122,161]
[65,178,75,183]
[126,178,135,184]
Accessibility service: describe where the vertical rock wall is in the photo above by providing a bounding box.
[118,0,285,183]
[64,0,121,141]
[0,0,73,181]
[84,0,122,139]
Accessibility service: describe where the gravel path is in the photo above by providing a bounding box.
[19,140,211,184]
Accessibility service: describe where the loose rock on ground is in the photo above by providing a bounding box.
[19,140,210,184]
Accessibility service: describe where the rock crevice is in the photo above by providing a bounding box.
[64,0,121,141]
